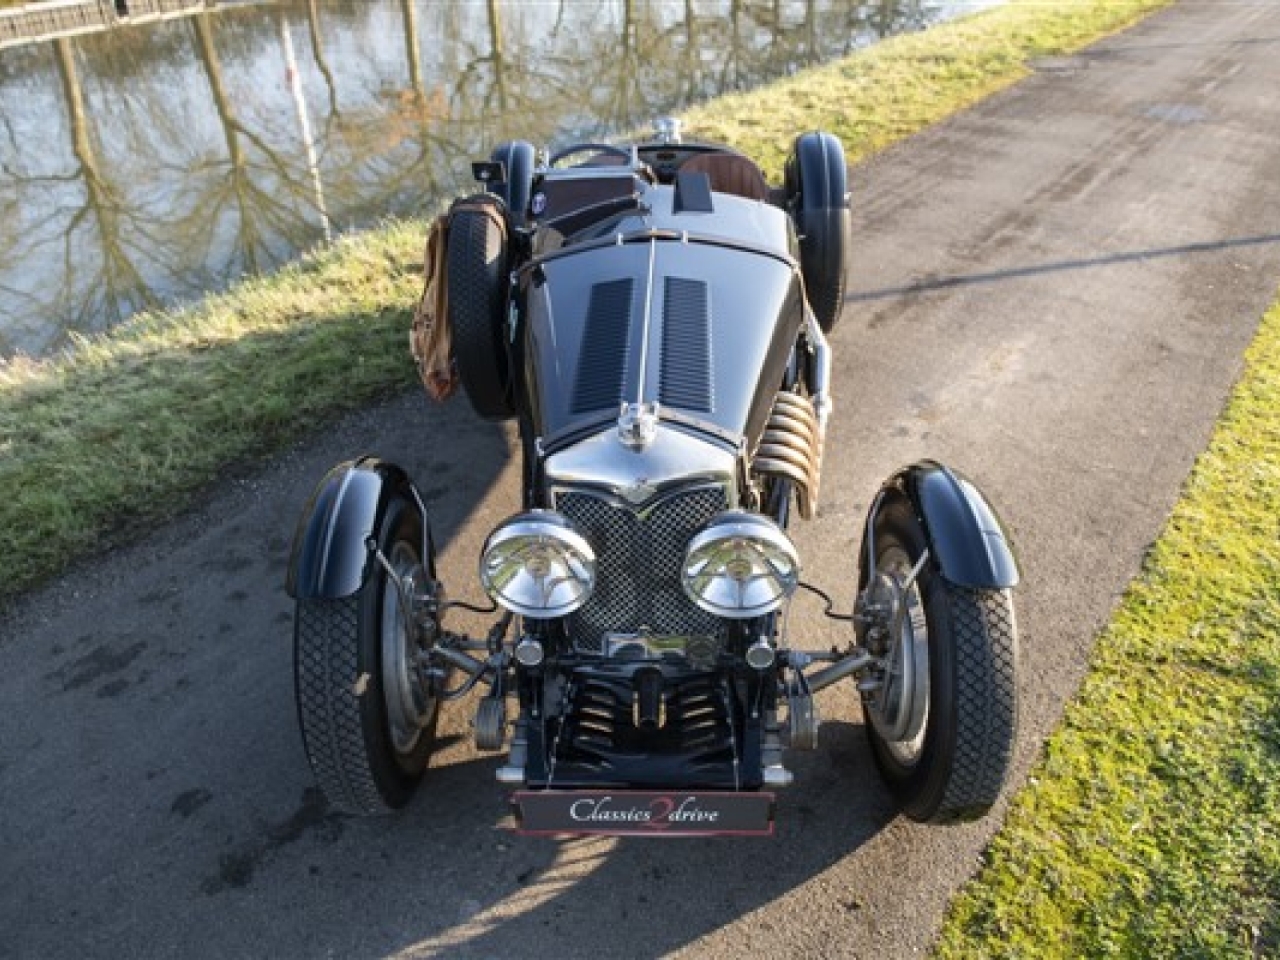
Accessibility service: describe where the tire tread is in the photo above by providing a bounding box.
[449,201,513,419]
[295,597,391,816]
[932,585,1018,823]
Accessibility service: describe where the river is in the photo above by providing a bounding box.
[0,0,987,357]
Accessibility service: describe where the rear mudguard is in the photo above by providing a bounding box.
[863,461,1020,590]
[286,457,431,600]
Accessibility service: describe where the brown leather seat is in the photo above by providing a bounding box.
[679,152,770,202]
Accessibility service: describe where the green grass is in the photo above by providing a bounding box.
[0,222,427,596]
[0,0,1173,604]
[935,296,1280,957]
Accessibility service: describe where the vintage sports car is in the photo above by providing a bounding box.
[286,120,1020,836]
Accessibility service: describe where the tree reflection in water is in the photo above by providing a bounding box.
[0,0,954,357]
[9,38,166,350]
[189,12,320,279]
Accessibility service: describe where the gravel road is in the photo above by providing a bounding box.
[3,2,1280,956]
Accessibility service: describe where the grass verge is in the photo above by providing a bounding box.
[935,293,1280,956]
[0,222,428,599]
[0,0,1172,607]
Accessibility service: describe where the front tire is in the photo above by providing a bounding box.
[294,496,439,815]
[862,498,1018,824]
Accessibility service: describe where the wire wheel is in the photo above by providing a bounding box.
[862,547,931,766]
[862,497,1019,824]
[294,495,438,815]
[379,539,437,761]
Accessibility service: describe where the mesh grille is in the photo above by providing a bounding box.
[559,487,726,652]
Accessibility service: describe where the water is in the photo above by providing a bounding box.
[0,0,987,358]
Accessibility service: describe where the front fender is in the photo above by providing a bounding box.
[870,461,1020,590]
[285,457,427,600]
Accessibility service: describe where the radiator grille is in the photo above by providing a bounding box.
[558,486,726,652]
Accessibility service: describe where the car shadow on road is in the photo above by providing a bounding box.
[247,717,900,960]
[445,730,896,960]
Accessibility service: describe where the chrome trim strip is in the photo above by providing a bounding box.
[635,237,658,406]
[551,479,732,519]
[805,307,833,434]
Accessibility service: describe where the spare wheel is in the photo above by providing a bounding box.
[448,196,515,420]
[785,131,852,333]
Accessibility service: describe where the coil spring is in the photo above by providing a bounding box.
[754,390,823,520]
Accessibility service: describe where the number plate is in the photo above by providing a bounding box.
[511,790,775,837]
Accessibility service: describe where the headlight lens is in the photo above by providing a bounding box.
[681,511,800,618]
[479,511,596,617]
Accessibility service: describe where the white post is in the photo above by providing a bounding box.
[280,10,331,244]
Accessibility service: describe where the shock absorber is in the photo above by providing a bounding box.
[753,312,832,520]
[755,391,821,519]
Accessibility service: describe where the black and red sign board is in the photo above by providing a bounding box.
[511,790,775,837]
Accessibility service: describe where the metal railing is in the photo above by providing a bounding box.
[0,0,259,49]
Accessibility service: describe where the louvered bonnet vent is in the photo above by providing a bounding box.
[569,275,713,417]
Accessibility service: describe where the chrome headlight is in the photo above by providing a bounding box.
[479,511,596,618]
[681,511,800,618]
